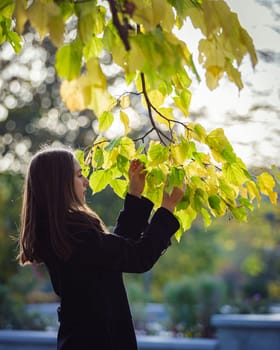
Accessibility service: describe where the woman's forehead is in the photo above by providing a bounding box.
[73,158,81,171]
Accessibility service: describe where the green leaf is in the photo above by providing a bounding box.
[55,39,83,80]
[99,111,114,132]
[176,186,191,210]
[230,205,247,222]
[110,178,127,198]
[89,169,111,193]
[116,154,129,174]
[105,138,121,152]
[208,194,222,216]
[174,89,191,116]
[145,185,164,209]
[0,0,14,17]
[176,206,197,232]
[201,207,212,227]
[119,137,136,158]
[239,197,254,212]
[146,168,166,188]
[83,36,103,61]
[92,147,104,169]
[75,149,90,177]
[168,167,185,191]
[170,140,192,165]
[147,141,169,166]
[6,30,22,53]
[192,188,205,212]
[206,128,236,163]
[223,163,249,186]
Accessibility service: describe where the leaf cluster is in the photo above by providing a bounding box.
[77,129,278,239]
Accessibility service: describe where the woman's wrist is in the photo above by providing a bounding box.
[161,203,175,213]
[128,190,142,198]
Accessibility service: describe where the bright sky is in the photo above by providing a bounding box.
[178,0,280,168]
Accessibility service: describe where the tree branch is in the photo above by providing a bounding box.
[140,72,173,145]
[150,104,192,134]
[107,0,130,51]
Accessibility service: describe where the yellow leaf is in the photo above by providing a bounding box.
[88,87,115,117]
[14,0,28,34]
[86,57,107,89]
[155,107,174,128]
[60,57,115,115]
[133,0,174,32]
[205,65,224,90]
[245,180,261,205]
[148,90,165,108]
[170,143,188,165]
[152,0,175,32]
[201,208,212,228]
[199,38,225,67]
[60,75,114,116]
[60,79,86,111]
[240,27,258,67]
[120,110,130,135]
[225,60,243,90]
[182,6,207,35]
[174,89,191,116]
[48,14,64,47]
[176,206,197,232]
[188,122,206,143]
[206,128,237,163]
[27,0,61,41]
[257,172,278,204]
[126,37,146,73]
[120,95,130,109]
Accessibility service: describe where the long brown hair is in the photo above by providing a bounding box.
[18,146,105,265]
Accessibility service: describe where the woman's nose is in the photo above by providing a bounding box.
[84,177,89,187]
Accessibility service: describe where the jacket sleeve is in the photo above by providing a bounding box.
[69,207,179,273]
[113,193,154,240]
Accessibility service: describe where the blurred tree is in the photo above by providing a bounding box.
[0,172,23,282]
[150,222,222,300]
[164,274,225,337]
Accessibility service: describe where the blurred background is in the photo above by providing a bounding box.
[0,0,279,338]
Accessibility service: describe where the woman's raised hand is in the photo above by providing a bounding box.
[161,184,186,213]
[128,159,146,198]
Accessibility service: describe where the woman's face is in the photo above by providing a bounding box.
[73,158,89,204]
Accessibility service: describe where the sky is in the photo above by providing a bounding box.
[179,0,280,168]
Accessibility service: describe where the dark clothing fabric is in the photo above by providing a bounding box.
[42,194,179,350]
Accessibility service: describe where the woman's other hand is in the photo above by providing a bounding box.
[128,160,146,198]
[161,184,186,213]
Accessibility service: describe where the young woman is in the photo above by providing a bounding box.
[18,146,185,350]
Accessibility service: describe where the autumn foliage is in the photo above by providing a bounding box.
[1,0,278,238]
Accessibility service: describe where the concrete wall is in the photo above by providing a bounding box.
[212,314,280,350]
[0,330,217,350]
[1,314,280,350]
